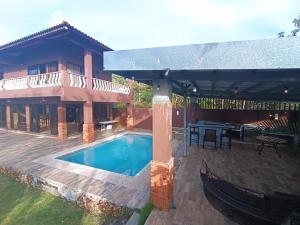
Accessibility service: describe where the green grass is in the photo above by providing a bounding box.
[136,202,154,225]
[0,174,100,225]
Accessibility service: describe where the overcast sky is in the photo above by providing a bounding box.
[0,0,299,50]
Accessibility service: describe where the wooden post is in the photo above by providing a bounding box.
[25,104,31,131]
[6,105,11,129]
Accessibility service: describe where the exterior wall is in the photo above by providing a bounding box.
[113,107,293,130]
[2,40,112,81]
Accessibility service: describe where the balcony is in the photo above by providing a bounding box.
[0,72,131,102]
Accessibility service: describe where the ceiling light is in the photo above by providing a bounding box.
[284,87,288,95]
[164,68,170,77]
[234,87,238,95]
[193,87,197,92]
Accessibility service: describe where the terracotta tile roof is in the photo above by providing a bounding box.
[0,21,112,51]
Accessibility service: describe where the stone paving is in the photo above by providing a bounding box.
[146,138,300,225]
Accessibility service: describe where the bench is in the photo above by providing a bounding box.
[200,161,300,224]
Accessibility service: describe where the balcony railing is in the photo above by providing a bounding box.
[69,73,86,88]
[3,77,29,90]
[29,72,61,88]
[93,78,130,94]
[0,72,130,95]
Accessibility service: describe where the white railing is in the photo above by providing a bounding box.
[68,73,86,88]
[29,72,61,88]
[92,78,130,94]
[2,77,28,90]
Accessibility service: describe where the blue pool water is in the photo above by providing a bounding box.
[58,134,152,176]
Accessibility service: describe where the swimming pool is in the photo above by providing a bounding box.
[58,134,152,176]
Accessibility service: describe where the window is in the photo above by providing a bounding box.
[67,63,84,75]
[27,61,58,75]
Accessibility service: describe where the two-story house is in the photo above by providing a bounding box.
[0,22,131,143]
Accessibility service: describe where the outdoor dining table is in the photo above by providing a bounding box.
[256,135,287,157]
[189,121,235,148]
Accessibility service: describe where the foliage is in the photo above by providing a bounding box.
[136,202,154,225]
[0,174,102,225]
[132,81,153,108]
[278,15,300,37]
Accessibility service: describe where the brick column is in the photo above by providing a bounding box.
[25,104,31,132]
[84,49,93,90]
[83,49,94,143]
[127,103,133,130]
[58,58,68,87]
[83,100,94,143]
[6,105,11,129]
[151,79,173,210]
[57,102,67,140]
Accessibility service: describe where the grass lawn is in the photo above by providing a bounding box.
[0,174,100,225]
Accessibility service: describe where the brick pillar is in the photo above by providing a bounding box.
[6,105,11,129]
[83,100,94,143]
[25,104,31,132]
[84,49,93,90]
[83,49,94,143]
[127,103,133,130]
[151,79,173,210]
[57,102,67,140]
[58,58,68,87]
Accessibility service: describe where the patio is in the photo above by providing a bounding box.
[1,126,299,224]
[146,134,300,225]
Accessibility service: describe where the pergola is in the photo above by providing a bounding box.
[103,36,300,210]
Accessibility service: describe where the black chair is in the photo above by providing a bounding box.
[189,125,199,147]
[220,129,232,149]
[203,129,217,149]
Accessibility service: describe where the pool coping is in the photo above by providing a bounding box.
[33,131,152,192]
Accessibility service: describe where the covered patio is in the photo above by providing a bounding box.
[104,36,300,224]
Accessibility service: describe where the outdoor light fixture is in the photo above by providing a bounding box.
[284,87,288,95]
[234,87,238,95]
[157,85,160,91]
[193,87,197,92]
[131,76,135,80]
[164,68,170,77]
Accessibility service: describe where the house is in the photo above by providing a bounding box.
[0,22,131,143]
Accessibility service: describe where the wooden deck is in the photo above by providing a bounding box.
[0,128,149,209]
[146,137,300,225]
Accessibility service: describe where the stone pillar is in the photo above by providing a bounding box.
[6,105,11,129]
[25,104,31,132]
[150,79,173,210]
[57,102,67,140]
[127,103,133,130]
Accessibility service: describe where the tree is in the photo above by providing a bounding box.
[278,31,285,38]
[278,15,300,37]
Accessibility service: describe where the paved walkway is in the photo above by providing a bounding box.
[146,139,300,225]
[0,128,149,209]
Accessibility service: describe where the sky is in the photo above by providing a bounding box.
[0,0,299,50]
